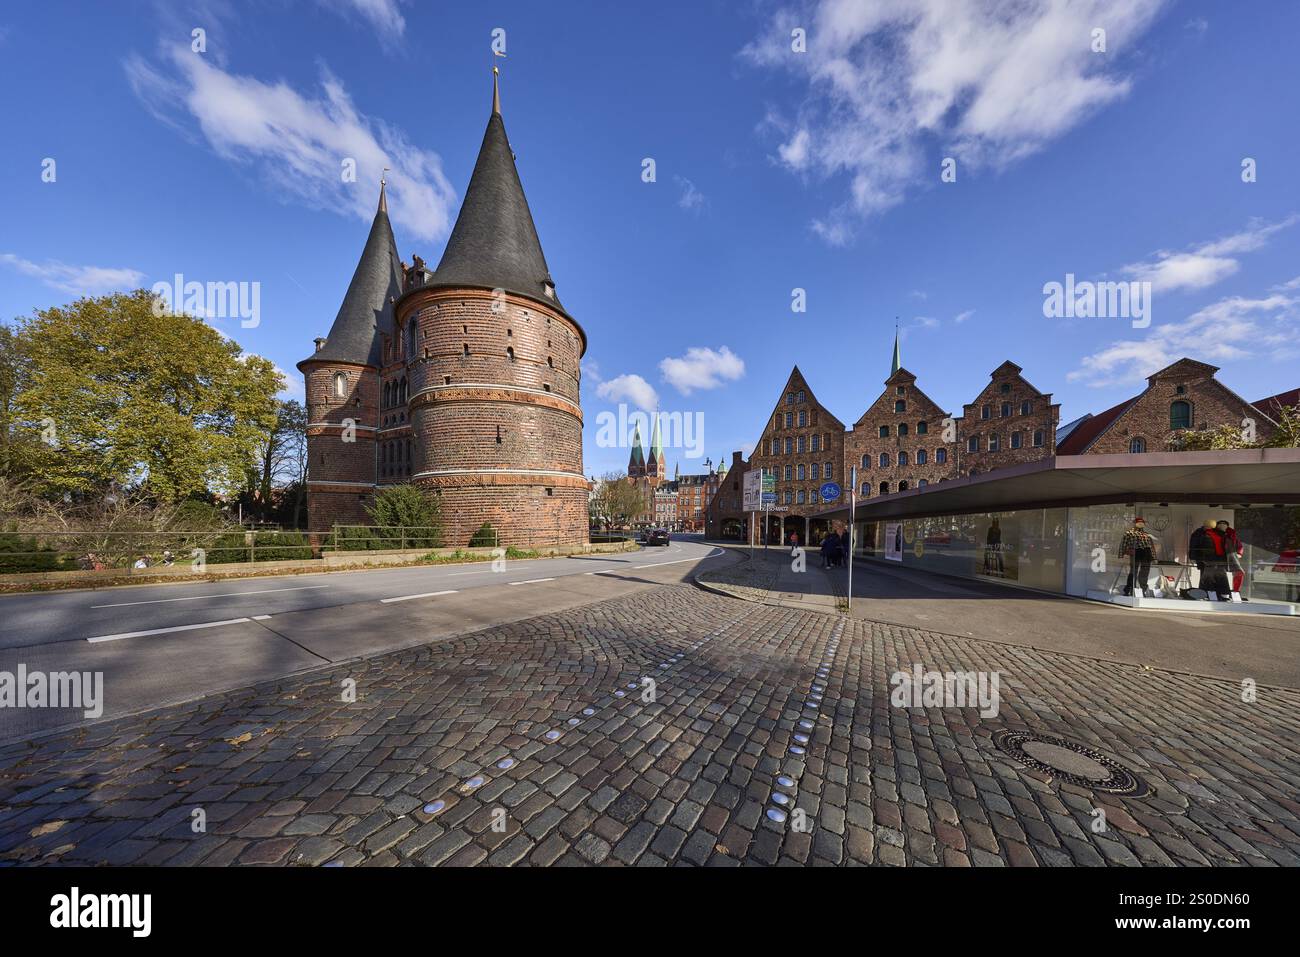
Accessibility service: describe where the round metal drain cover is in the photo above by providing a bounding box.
[993,730,1148,796]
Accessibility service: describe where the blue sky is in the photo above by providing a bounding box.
[2,0,1297,480]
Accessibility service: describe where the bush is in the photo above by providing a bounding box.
[468,522,498,547]
[0,527,64,572]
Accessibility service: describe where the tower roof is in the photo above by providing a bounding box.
[427,73,566,315]
[649,412,665,464]
[629,421,645,467]
[891,326,902,377]
[302,185,401,368]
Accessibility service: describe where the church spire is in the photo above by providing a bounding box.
[492,62,501,115]
[891,323,901,376]
[628,421,646,477]
[299,181,401,370]
[428,62,569,318]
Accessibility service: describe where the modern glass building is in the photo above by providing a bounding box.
[821,449,1300,615]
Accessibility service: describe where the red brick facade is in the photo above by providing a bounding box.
[844,368,959,498]
[957,361,1059,475]
[746,367,847,542]
[1058,358,1275,455]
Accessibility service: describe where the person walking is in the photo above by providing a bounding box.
[1119,516,1157,596]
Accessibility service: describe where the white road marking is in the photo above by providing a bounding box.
[634,557,703,569]
[380,590,459,604]
[252,615,272,620]
[87,618,254,643]
[507,578,555,585]
[91,585,329,609]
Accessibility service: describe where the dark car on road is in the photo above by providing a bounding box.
[647,528,671,546]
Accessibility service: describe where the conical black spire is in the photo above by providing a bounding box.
[428,79,565,313]
[305,185,401,368]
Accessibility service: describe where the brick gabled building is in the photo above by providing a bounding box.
[747,366,846,543]
[1057,358,1275,455]
[845,366,958,499]
[299,70,588,544]
[958,360,1059,475]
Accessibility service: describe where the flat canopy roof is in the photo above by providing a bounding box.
[819,449,1300,523]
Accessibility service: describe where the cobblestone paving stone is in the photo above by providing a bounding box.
[1,583,1298,867]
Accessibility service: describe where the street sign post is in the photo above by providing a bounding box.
[847,466,856,612]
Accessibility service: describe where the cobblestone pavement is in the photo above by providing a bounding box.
[2,583,1298,866]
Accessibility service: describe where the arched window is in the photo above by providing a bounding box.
[989,434,1000,452]
[981,404,991,420]
[861,454,869,469]
[407,321,417,358]
[898,423,909,437]
[917,421,928,434]
[898,451,909,466]
[935,448,947,464]
[1010,432,1022,449]
[1001,402,1011,417]
[917,449,927,465]
[1020,400,1031,415]
[879,482,890,495]
[899,481,909,491]
[1130,437,1146,453]
[400,377,407,403]
[918,479,928,488]
[967,435,980,452]
[1170,401,1191,431]
[799,410,807,427]
[1033,429,1044,447]
[333,372,347,398]
[879,425,890,438]
[383,382,390,408]
[861,482,870,495]
[879,452,890,467]
[895,400,906,413]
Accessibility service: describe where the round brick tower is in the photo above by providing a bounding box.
[395,70,587,546]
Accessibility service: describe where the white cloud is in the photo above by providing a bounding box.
[743,0,1169,237]
[319,0,406,44]
[124,45,457,242]
[954,309,975,324]
[673,175,707,212]
[1068,293,1298,387]
[0,254,145,295]
[659,346,746,394]
[274,365,307,402]
[1120,216,1298,293]
[596,373,659,411]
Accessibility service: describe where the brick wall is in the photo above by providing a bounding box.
[844,369,959,498]
[747,367,848,517]
[1081,358,1274,454]
[958,361,1059,475]
[302,360,379,531]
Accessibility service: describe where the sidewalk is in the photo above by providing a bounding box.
[696,544,844,613]
[699,545,1300,688]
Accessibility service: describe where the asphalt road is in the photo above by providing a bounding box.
[0,537,732,741]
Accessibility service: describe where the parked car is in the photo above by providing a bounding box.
[648,528,671,546]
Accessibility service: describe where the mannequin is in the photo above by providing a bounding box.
[1119,516,1157,596]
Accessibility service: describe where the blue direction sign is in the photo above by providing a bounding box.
[761,492,777,503]
[819,481,842,501]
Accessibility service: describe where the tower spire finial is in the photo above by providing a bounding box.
[891,320,901,376]
[378,167,390,212]
[492,52,506,115]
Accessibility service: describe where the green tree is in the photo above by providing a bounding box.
[364,483,443,547]
[242,398,307,523]
[1263,404,1300,448]
[13,290,282,501]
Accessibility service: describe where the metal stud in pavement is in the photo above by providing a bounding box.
[767,808,788,823]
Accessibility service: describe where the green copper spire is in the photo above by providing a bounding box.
[649,412,665,465]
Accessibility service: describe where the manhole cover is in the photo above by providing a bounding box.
[992,730,1148,796]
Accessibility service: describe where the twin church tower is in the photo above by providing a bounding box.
[297,71,588,545]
